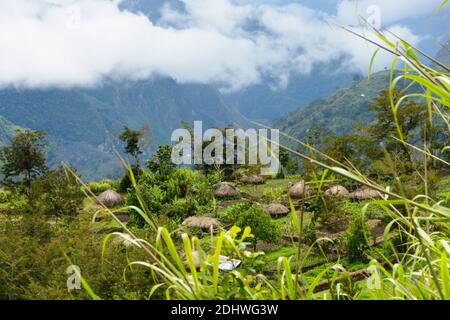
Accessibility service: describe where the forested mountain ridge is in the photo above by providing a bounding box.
[0,116,24,147]
[273,71,403,141]
[226,67,359,122]
[0,78,246,179]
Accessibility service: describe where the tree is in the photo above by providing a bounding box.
[147,145,176,177]
[279,148,298,176]
[366,89,426,160]
[1,129,48,189]
[29,165,84,217]
[119,125,150,171]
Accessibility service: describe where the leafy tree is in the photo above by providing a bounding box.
[279,149,298,176]
[366,89,426,160]
[29,165,84,217]
[0,129,48,189]
[147,145,176,177]
[119,125,150,171]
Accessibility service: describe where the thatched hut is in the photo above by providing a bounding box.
[182,216,221,231]
[239,174,264,185]
[265,204,290,217]
[324,185,350,197]
[214,182,239,198]
[288,180,312,199]
[97,190,124,208]
[349,187,382,200]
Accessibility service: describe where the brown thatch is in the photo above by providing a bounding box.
[182,216,221,231]
[349,187,382,200]
[265,204,290,217]
[239,174,264,185]
[214,182,239,198]
[97,190,124,208]
[324,185,350,197]
[288,180,312,199]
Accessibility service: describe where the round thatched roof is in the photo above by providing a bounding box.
[182,216,220,231]
[239,174,264,185]
[288,180,311,199]
[349,187,382,200]
[265,204,290,216]
[324,185,350,197]
[214,182,239,198]
[97,190,124,208]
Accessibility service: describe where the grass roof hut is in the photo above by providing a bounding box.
[214,182,239,198]
[182,216,221,231]
[288,180,312,199]
[239,174,264,185]
[324,185,350,197]
[265,204,290,217]
[97,190,125,208]
[349,187,382,200]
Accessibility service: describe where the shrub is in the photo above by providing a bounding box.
[86,179,116,195]
[0,189,10,203]
[303,218,317,246]
[311,196,348,232]
[163,197,197,220]
[218,203,251,222]
[345,212,371,260]
[218,204,280,248]
[127,168,216,223]
[236,205,281,248]
[28,166,84,218]
[0,215,154,300]
[147,145,176,178]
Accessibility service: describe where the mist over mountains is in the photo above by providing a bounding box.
[0,0,447,180]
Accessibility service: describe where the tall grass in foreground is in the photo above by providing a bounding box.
[72,4,449,300]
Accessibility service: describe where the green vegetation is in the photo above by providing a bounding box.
[1,129,48,189]
[0,3,449,301]
[0,80,245,180]
[119,125,150,172]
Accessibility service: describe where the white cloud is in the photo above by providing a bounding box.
[0,0,427,90]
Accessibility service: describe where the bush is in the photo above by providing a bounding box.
[28,166,84,218]
[219,204,280,247]
[163,197,197,220]
[0,215,154,300]
[127,168,216,223]
[345,212,371,260]
[218,203,251,222]
[86,179,116,195]
[118,167,142,193]
[236,205,280,248]
[0,189,10,203]
[311,196,348,232]
[303,218,317,246]
[147,145,176,178]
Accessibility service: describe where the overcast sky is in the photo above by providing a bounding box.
[0,0,448,90]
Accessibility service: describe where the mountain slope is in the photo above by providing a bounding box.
[0,116,24,147]
[433,40,450,71]
[225,66,359,122]
[0,79,246,180]
[273,71,393,140]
